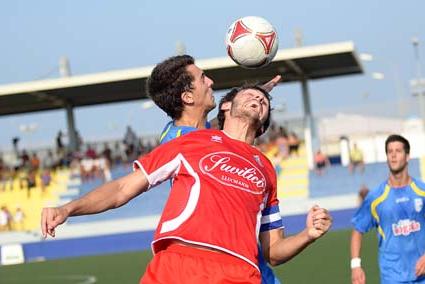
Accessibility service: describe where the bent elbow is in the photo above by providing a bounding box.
[268,256,286,267]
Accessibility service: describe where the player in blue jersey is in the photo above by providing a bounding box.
[147,55,283,284]
[351,134,425,284]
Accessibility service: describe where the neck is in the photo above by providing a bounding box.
[222,120,257,144]
[388,170,411,187]
[175,109,208,129]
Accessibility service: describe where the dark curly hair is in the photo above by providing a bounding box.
[146,55,195,120]
[385,134,410,154]
[216,85,272,138]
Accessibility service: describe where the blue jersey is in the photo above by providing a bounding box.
[159,120,281,284]
[352,178,425,283]
[159,121,207,144]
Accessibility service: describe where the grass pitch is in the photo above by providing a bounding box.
[0,229,379,284]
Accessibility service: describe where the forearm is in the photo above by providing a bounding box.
[61,171,147,217]
[61,179,121,216]
[267,228,314,266]
[350,230,363,258]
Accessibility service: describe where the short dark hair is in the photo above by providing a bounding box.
[146,55,195,120]
[216,85,272,138]
[385,134,410,154]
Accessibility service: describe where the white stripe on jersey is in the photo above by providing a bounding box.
[261,212,282,224]
[135,153,200,234]
[160,154,200,233]
[133,160,153,190]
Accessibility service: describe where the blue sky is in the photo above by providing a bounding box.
[0,0,424,150]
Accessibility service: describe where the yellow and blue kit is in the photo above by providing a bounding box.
[352,178,425,283]
[159,121,210,144]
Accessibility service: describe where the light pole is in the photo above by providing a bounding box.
[359,53,405,118]
[411,37,425,130]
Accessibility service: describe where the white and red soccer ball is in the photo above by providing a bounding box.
[225,16,278,69]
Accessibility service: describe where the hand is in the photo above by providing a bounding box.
[261,75,282,93]
[416,254,425,277]
[306,205,332,240]
[41,207,69,238]
[351,267,366,284]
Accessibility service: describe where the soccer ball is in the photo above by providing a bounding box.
[225,16,278,69]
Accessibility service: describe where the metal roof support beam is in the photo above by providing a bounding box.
[285,59,304,76]
[301,78,318,170]
[65,103,78,152]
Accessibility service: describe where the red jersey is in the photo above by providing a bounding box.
[133,129,282,270]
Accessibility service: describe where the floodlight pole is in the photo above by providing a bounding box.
[412,37,425,129]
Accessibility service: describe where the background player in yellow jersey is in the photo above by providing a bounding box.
[351,134,425,283]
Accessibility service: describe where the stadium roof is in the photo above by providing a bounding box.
[0,41,363,116]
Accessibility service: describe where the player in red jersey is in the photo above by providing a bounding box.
[41,86,332,284]
[148,54,283,284]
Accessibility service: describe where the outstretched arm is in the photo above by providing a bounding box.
[41,170,149,238]
[260,205,332,266]
[351,230,366,284]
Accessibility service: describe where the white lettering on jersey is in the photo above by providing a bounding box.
[395,197,409,203]
[392,219,421,236]
[414,198,423,212]
[199,151,266,194]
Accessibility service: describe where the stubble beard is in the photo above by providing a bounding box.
[236,108,261,130]
[389,162,407,176]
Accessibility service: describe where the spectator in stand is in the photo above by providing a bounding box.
[0,155,5,191]
[125,144,138,165]
[30,153,40,170]
[56,131,64,153]
[1,165,14,191]
[288,132,300,157]
[275,126,289,160]
[102,143,113,166]
[357,184,369,205]
[112,142,125,166]
[123,126,138,151]
[13,206,25,231]
[40,169,52,194]
[80,147,97,182]
[26,169,36,198]
[85,145,97,160]
[314,150,330,176]
[75,130,83,151]
[0,206,12,231]
[349,143,365,174]
[43,150,56,170]
[267,123,280,142]
[98,144,112,182]
[20,150,30,169]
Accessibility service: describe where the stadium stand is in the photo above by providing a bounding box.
[274,144,309,199]
[0,169,70,231]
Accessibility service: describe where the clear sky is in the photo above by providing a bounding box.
[0,0,424,151]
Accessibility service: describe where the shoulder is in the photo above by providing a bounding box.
[366,182,388,200]
[412,177,425,190]
[160,121,198,144]
[168,129,219,142]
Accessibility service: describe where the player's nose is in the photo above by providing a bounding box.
[207,76,214,87]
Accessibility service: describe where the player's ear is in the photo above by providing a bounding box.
[181,91,194,104]
[220,101,231,111]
